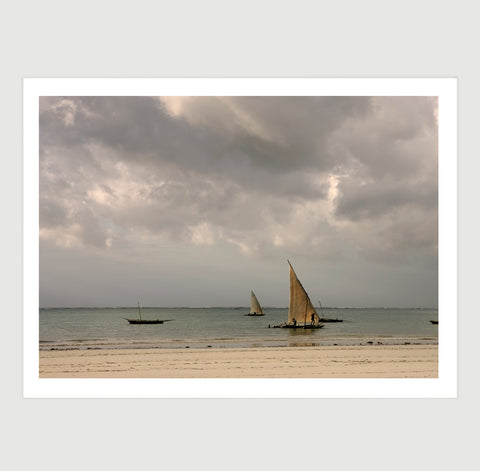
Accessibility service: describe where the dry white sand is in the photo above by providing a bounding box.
[39,344,438,378]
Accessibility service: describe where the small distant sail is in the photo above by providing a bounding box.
[288,260,320,325]
[250,290,264,315]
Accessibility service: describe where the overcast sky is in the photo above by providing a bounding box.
[39,96,438,308]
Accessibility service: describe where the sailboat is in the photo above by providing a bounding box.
[245,290,265,316]
[273,261,324,329]
[125,301,171,325]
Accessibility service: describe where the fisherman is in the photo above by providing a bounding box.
[311,313,316,324]
[292,318,297,326]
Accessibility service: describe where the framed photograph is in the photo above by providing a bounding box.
[24,77,457,397]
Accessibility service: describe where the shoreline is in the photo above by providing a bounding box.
[39,344,438,378]
[39,335,438,352]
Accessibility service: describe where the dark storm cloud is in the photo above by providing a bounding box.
[39,96,437,267]
[335,175,438,221]
[162,96,372,173]
[39,96,371,176]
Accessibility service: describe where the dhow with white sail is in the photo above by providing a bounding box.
[245,290,265,316]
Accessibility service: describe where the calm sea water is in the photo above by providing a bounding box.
[39,307,438,350]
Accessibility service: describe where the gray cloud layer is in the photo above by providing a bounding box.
[39,96,438,306]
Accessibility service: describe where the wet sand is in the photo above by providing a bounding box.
[39,344,438,378]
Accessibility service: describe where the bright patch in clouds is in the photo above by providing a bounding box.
[189,222,217,246]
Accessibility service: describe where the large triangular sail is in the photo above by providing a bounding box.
[287,260,320,325]
[250,290,263,315]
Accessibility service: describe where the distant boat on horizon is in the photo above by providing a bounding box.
[273,261,324,329]
[124,301,171,325]
[245,290,265,316]
[430,320,438,325]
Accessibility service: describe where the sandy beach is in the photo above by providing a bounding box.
[39,344,438,378]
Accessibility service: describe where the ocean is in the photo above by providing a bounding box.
[39,307,438,351]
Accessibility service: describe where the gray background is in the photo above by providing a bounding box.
[3,1,473,470]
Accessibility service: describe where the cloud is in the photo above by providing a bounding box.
[39,96,438,268]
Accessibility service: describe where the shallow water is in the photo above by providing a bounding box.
[39,307,438,350]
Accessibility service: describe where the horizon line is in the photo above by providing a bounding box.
[39,305,439,310]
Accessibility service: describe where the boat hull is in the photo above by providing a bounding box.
[319,318,343,323]
[245,313,265,316]
[125,319,169,324]
[430,320,438,325]
[272,323,325,329]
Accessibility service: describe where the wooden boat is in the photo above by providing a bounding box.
[245,290,265,316]
[126,319,168,324]
[430,320,438,325]
[318,300,343,323]
[273,261,324,329]
[125,302,171,325]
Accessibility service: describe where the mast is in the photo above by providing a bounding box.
[318,300,324,319]
[138,301,142,321]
